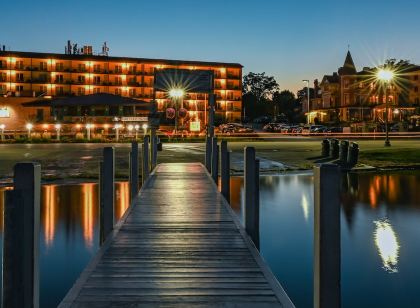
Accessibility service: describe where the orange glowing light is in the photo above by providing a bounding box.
[82,183,94,248]
[43,185,56,247]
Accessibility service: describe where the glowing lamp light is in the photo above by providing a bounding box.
[55,124,61,130]
[377,69,394,82]
[115,124,122,129]
[142,123,148,130]
[104,124,109,129]
[42,124,49,129]
[26,123,33,130]
[169,89,184,98]
[134,124,140,130]
[127,124,134,131]
[76,124,81,129]
[0,124,5,130]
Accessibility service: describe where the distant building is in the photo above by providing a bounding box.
[310,51,420,125]
[0,47,242,131]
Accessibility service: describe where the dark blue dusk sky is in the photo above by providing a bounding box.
[2,0,420,92]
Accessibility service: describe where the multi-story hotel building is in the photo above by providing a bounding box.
[0,48,242,131]
[310,51,420,127]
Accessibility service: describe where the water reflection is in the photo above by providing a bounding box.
[374,219,400,273]
[229,171,420,308]
[0,182,130,308]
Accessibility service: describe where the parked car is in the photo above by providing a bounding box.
[325,127,343,133]
[219,123,253,134]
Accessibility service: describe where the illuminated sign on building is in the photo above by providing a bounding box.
[154,69,214,93]
[0,107,10,118]
[190,121,201,132]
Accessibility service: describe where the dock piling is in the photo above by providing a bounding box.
[100,147,115,244]
[220,140,230,202]
[3,163,41,308]
[129,141,139,201]
[142,136,150,184]
[314,164,341,308]
[211,137,219,182]
[244,147,260,249]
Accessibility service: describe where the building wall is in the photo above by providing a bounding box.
[0,51,242,130]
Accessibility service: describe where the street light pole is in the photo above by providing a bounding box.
[303,80,310,124]
[384,81,391,147]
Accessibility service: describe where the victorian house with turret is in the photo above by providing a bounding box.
[310,51,420,129]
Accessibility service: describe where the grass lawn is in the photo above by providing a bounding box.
[0,139,419,182]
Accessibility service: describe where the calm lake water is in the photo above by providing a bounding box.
[0,171,419,307]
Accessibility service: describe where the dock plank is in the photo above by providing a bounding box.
[59,163,294,307]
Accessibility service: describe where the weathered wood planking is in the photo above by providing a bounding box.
[59,163,294,307]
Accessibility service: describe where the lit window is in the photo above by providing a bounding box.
[0,107,10,118]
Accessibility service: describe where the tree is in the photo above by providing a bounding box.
[272,90,304,122]
[242,72,280,101]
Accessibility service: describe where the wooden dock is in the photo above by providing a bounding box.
[59,163,294,307]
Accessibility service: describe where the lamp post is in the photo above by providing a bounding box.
[55,123,61,141]
[303,80,310,124]
[127,124,134,138]
[142,123,148,137]
[377,69,394,147]
[86,124,92,141]
[115,124,122,142]
[134,124,139,139]
[169,88,184,134]
[0,124,5,141]
[26,123,33,139]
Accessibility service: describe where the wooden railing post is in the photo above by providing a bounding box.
[314,164,341,308]
[205,136,212,172]
[211,137,219,182]
[220,140,230,202]
[129,141,139,201]
[244,147,260,249]
[100,147,115,244]
[3,162,41,308]
[142,135,150,184]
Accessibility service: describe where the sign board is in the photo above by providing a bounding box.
[154,69,214,93]
[121,117,148,122]
[190,121,201,132]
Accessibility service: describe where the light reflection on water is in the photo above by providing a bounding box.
[0,182,129,308]
[374,219,400,273]
[229,171,420,308]
[0,171,418,308]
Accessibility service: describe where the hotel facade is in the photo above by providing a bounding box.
[0,49,242,131]
[308,51,420,129]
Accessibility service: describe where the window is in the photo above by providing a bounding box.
[78,64,86,72]
[93,87,101,94]
[93,64,101,73]
[40,85,47,94]
[128,65,136,73]
[56,86,64,95]
[115,76,122,85]
[78,87,85,95]
[55,63,64,71]
[40,62,47,71]
[36,109,44,122]
[78,75,86,83]
[16,73,24,82]
[344,93,350,105]
[129,88,136,97]
[0,72,6,82]
[15,85,24,92]
[93,76,101,84]
[55,75,64,83]
[115,65,122,73]
[0,107,10,118]
[15,61,24,69]
[343,79,350,89]
[114,88,122,95]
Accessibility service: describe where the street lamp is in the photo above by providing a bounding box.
[377,69,394,147]
[127,124,134,138]
[142,123,148,137]
[55,123,61,141]
[0,124,5,141]
[26,123,33,139]
[114,123,122,142]
[86,123,92,141]
[134,124,140,139]
[302,80,310,124]
[169,88,184,134]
